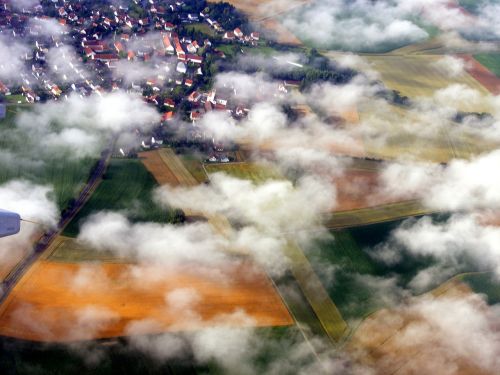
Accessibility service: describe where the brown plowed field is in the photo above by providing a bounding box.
[348,280,494,375]
[334,168,400,212]
[0,260,293,342]
[461,54,500,95]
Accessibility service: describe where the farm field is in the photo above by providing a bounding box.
[363,54,490,104]
[0,106,96,209]
[208,0,310,21]
[0,325,311,375]
[63,159,172,237]
[333,167,405,212]
[347,279,485,375]
[473,53,500,78]
[45,235,128,263]
[0,259,293,342]
[466,54,500,94]
[461,272,500,305]
[204,162,281,183]
[306,223,440,323]
[179,154,208,183]
[140,149,198,187]
[359,99,498,162]
[284,242,348,343]
[325,200,430,229]
[208,0,307,45]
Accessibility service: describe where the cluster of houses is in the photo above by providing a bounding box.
[0,0,299,159]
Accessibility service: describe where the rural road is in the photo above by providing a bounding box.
[0,140,115,306]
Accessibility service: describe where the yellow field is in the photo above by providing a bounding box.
[363,55,490,104]
[325,200,431,229]
[284,242,349,342]
[204,162,281,183]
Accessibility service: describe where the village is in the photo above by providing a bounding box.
[0,0,289,163]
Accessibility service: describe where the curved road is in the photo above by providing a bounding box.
[0,141,114,306]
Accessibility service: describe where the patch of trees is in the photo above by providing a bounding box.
[453,111,492,123]
[206,3,249,32]
[376,89,411,107]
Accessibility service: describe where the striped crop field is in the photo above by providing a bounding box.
[363,54,490,102]
[204,162,281,183]
[284,241,349,343]
[325,200,430,229]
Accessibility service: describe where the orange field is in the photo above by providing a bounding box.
[0,260,293,342]
[461,55,500,95]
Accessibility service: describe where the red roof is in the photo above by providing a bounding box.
[94,53,119,61]
[162,111,174,121]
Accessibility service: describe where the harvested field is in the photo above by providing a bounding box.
[0,260,293,342]
[334,168,404,212]
[140,149,198,187]
[325,200,430,229]
[208,0,309,21]
[204,162,281,183]
[139,150,180,186]
[462,54,500,94]
[348,279,494,375]
[208,0,308,45]
[258,18,302,45]
[364,54,490,105]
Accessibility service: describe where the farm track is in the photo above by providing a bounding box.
[284,242,349,343]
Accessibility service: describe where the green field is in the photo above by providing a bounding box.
[186,23,217,37]
[63,159,175,237]
[0,106,96,209]
[180,154,208,183]
[474,53,500,78]
[0,326,313,375]
[204,162,281,183]
[461,272,500,305]
[306,221,443,322]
